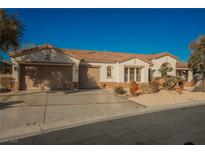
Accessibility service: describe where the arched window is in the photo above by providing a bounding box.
[107,66,112,78]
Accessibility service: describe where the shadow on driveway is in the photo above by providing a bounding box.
[0,100,24,110]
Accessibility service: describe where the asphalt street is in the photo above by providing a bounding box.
[2,103,205,145]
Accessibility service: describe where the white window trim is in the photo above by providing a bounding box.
[124,67,142,83]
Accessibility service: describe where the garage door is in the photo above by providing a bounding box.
[20,65,73,90]
[79,65,100,89]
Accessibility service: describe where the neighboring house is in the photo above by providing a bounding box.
[9,44,192,90]
[176,62,191,81]
[0,59,12,74]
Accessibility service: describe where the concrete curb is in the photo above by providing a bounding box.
[1,100,205,143]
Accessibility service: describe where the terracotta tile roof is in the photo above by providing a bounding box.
[62,49,155,65]
[176,62,188,68]
[134,52,178,61]
[9,44,61,58]
[9,44,178,66]
[63,49,179,65]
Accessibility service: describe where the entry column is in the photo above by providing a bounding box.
[188,70,193,82]
[128,68,130,82]
[72,63,79,88]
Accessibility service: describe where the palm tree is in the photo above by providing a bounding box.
[0,9,24,53]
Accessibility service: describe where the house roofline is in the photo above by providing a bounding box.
[9,44,57,58]
[9,44,176,66]
[149,52,178,61]
[119,56,153,66]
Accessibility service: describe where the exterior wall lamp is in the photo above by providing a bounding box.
[74,65,78,72]
[14,64,18,72]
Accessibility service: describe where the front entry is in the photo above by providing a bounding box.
[79,65,100,89]
[149,68,153,82]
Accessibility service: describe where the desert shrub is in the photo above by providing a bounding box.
[139,82,159,94]
[155,78,165,88]
[139,84,151,94]
[149,81,160,93]
[114,86,126,95]
[164,76,177,89]
[178,80,185,89]
[154,76,177,89]
[0,75,15,92]
[130,81,139,96]
[102,84,107,89]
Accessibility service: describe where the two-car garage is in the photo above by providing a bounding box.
[19,64,73,90]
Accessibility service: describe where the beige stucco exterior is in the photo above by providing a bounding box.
[118,58,150,83]
[10,47,190,90]
[79,61,118,83]
[150,55,177,78]
[11,49,80,85]
[79,57,150,84]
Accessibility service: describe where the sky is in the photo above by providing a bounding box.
[1,8,205,61]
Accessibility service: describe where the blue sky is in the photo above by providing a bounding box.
[1,8,205,61]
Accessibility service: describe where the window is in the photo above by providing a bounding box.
[136,68,141,82]
[124,67,141,82]
[107,66,112,78]
[130,68,135,81]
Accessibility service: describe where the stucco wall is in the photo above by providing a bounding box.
[79,61,117,82]
[12,49,80,83]
[80,57,150,83]
[151,56,177,78]
[11,49,179,87]
[118,58,150,83]
[11,58,20,81]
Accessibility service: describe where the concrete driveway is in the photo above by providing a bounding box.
[0,89,142,139]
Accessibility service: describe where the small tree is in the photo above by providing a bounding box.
[0,9,24,53]
[158,62,173,77]
[188,36,205,84]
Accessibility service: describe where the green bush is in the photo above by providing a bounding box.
[114,86,126,95]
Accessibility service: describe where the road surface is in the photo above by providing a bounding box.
[2,104,205,145]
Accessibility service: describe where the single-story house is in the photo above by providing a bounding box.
[9,44,192,90]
